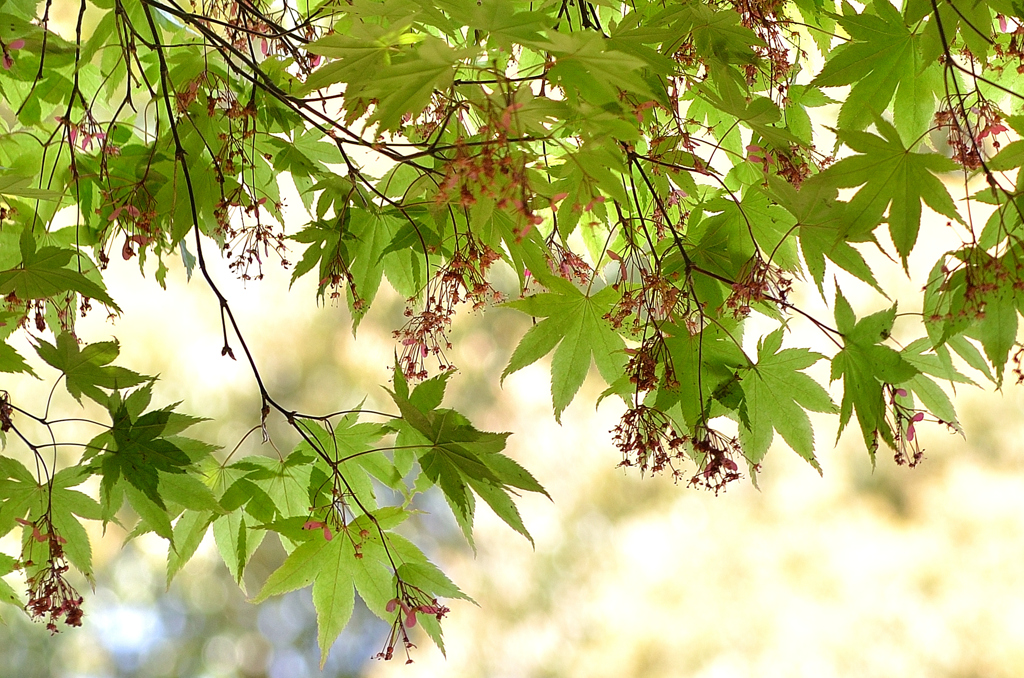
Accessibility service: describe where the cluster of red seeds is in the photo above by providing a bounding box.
[688,429,746,495]
[376,583,449,664]
[612,405,689,478]
[935,101,1007,170]
[19,518,83,633]
[725,256,792,318]
[394,239,502,381]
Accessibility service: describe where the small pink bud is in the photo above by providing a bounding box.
[906,424,916,442]
[310,54,322,67]
[323,526,333,541]
[302,520,324,531]
[405,611,417,628]
[896,388,908,397]
[551,192,569,202]
[108,207,123,222]
[8,40,25,51]
[911,412,925,422]
[1000,14,1008,32]
[261,39,269,55]
[2,53,12,70]
[122,240,134,260]
[386,599,399,613]
[126,205,140,217]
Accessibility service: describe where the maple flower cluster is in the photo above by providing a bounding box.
[19,517,84,633]
[612,405,689,479]
[725,256,793,318]
[687,428,746,495]
[887,386,927,468]
[935,101,1008,170]
[376,583,449,664]
[394,239,502,381]
[433,104,543,234]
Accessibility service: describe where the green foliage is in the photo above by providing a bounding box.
[2,0,1024,664]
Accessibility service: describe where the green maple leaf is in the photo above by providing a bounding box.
[0,229,118,310]
[767,177,882,293]
[253,511,467,667]
[812,0,940,136]
[301,23,393,94]
[0,173,62,201]
[232,454,313,526]
[388,370,547,546]
[648,319,748,429]
[34,333,148,404]
[167,508,216,585]
[0,552,23,611]
[361,37,461,132]
[96,388,193,513]
[821,118,960,267]
[739,328,837,470]
[0,460,100,578]
[210,463,269,590]
[294,416,396,518]
[829,291,919,459]
[0,342,34,376]
[251,533,351,664]
[898,340,962,430]
[545,31,652,105]
[503,283,626,421]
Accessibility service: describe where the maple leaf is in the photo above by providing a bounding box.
[361,38,461,132]
[253,509,467,668]
[829,291,919,459]
[738,328,837,470]
[820,118,960,267]
[0,229,118,310]
[34,333,148,404]
[0,460,100,578]
[388,370,548,546]
[766,177,882,293]
[812,0,941,137]
[94,387,193,513]
[503,282,626,421]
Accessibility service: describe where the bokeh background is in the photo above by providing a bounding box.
[4,211,1024,678]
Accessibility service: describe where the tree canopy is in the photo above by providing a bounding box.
[1,0,1024,664]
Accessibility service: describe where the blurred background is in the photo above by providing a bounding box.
[4,214,1024,678]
